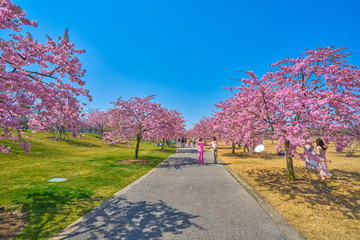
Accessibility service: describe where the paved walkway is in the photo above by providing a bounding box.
[52,147,300,240]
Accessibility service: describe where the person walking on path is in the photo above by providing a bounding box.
[181,137,185,148]
[211,137,218,164]
[188,139,191,148]
[315,138,332,180]
[192,138,196,147]
[198,138,205,164]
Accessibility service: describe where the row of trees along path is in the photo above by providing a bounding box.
[190,46,360,180]
[2,0,360,182]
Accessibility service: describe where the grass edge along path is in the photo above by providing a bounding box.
[0,132,176,240]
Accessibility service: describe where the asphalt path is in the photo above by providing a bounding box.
[52,147,294,240]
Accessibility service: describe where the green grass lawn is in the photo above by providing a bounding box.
[0,132,176,239]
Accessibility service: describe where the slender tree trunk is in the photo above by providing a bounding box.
[100,125,103,137]
[284,140,295,181]
[161,138,165,151]
[232,142,236,154]
[135,133,141,159]
[243,144,249,152]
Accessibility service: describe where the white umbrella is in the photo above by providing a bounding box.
[255,144,265,153]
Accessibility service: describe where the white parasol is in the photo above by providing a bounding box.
[254,144,265,153]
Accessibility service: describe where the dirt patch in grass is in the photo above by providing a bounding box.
[212,140,360,240]
[0,207,28,240]
[118,159,150,164]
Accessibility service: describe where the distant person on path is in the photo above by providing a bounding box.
[198,138,205,164]
[315,138,332,180]
[304,143,317,173]
[211,137,218,164]
[188,139,191,148]
[192,138,196,147]
[181,137,185,148]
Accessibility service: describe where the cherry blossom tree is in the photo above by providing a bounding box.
[152,109,185,150]
[213,95,266,154]
[223,46,360,180]
[85,110,108,137]
[190,116,216,144]
[103,95,183,159]
[0,0,91,153]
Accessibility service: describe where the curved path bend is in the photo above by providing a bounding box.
[51,147,303,240]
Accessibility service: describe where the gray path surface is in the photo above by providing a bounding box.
[52,147,292,240]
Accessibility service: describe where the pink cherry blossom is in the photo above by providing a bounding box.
[1,1,91,153]
[191,46,360,179]
[103,95,185,159]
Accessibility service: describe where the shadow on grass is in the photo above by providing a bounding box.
[15,186,106,239]
[221,151,280,160]
[153,149,174,152]
[46,137,100,148]
[249,167,360,220]
[53,197,204,239]
[65,140,100,148]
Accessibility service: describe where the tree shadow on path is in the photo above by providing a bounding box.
[176,148,198,154]
[160,156,198,170]
[54,197,204,239]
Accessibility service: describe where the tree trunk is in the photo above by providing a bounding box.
[284,140,295,181]
[232,142,235,154]
[243,145,249,152]
[161,138,165,151]
[135,133,141,159]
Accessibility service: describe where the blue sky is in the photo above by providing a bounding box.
[12,0,360,129]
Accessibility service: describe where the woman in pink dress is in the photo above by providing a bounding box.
[198,138,204,164]
[315,138,332,180]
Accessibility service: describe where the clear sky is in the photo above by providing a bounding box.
[13,0,360,129]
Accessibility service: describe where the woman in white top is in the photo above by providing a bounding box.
[304,143,317,173]
[211,137,218,164]
[315,138,332,180]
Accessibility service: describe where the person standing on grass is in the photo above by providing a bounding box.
[211,137,218,164]
[198,138,205,164]
[315,138,332,180]
[304,143,317,173]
